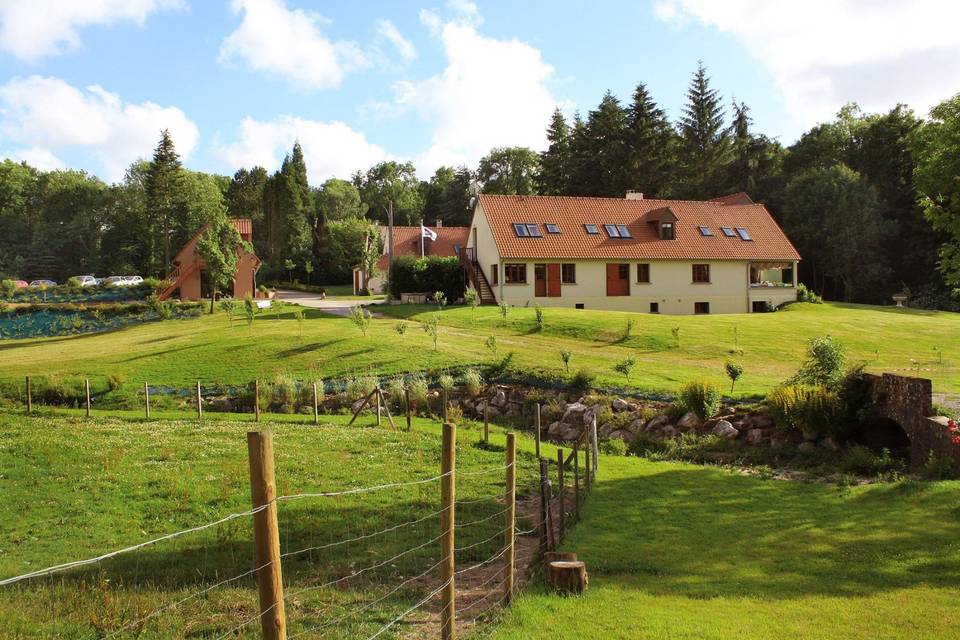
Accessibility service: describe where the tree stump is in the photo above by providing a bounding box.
[543,551,578,566]
[548,560,588,595]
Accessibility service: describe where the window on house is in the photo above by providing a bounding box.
[649,302,659,314]
[721,227,736,237]
[618,264,629,280]
[561,263,576,284]
[694,302,710,314]
[617,225,632,238]
[504,263,527,284]
[575,303,585,309]
[660,222,675,240]
[698,226,713,236]
[692,264,710,283]
[604,224,621,238]
[526,223,542,237]
[490,264,498,285]
[736,228,753,241]
[545,223,560,234]
[584,224,599,234]
[453,244,462,255]
[513,223,529,237]
[637,263,650,283]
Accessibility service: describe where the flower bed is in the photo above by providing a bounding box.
[0,282,157,304]
[0,302,202,339]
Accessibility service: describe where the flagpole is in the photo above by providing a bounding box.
[421,219,425,258]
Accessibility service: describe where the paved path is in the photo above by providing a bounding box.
[275,289,386,317]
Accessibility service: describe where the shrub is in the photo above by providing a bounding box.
[621,317,635,342]
[350,306,373,337]
[485,335,497,356]
[422,313,441,350]
[464,289,479,317]
[569,368,595,393]
[463,368,483,397]
[389,255,465,302]
[671,326,681,349]
[498,300,509,322]
[272,374,298,413]
[600,439,628,456]
[792,335,845,386]
[677,380,721,420]
[107,373,124,392]
[559,350,571,373]
[487,351,515,379]
[921,451,958,480]
[840,445,904,476]
[387,377,407,407]
[406,373,429,405]
[613,356,636,380]
[219,298,237,324]
[534,304,544,331]
[765,384,841,437]
[394,320,407,336]
[438,373,455,392]
[0,279,15,298]
[725,361,744,394]
[797,283,822,304]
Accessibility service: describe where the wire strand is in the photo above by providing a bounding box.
[363,578,450,640]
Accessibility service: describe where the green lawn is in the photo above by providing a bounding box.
[0,302,957,403]
[490,455,960,640]
[0,410,547,638]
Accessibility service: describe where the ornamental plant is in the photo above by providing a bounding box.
[949,419,959,446]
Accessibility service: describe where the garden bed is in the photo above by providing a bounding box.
[0,301,202,340]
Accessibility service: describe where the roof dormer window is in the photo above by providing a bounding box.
[660,222,675,240]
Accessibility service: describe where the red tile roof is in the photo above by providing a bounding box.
[708,192,755,206]
[478,194,800,261]
[376,226,469,271]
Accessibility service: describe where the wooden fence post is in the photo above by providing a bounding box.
[503,432,516,607]
[196,381,202,420]
[483,402,489,445]
[534,403,541,459]
[591,415,599,481]
[584,439,591,493]
[312,382,319,425]
[25,376,31,414]
[254,380,260,422]
[538,459,549,555]
[144,382,150,419]
[84,378,91,418]
[404,388,412,432]
[573,445,580,521]
[247,431,287,640]
[557,448,565,541]
[442,387,448,423]
[375,388,382,426]
[440,422,457,640]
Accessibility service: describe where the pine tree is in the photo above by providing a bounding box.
[624,83,678,198]
[583,91,629,196]
[726,100,755,193]
[538,108,572,195]
[678,62,730,198]
[566,112,590,195]
[144,129,184,275]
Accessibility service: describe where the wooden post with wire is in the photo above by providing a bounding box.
[503,432,516,607]
[584,438,591,494]
[312,381,319,425]
[440,422,457,640]
[573,445,580,521]
[254,380,260,422]
[84,378,91,418]
[196,381,202,420]
[405,388,412,432]
[442,387,448,423]
[483,402,489,444]
[247,431,287,640]
[557,447,565,541]
[144,382,150,419]
[534,403,541,459]
[376,388,382,426]
[25,376,31,414]
[538,458,549,555]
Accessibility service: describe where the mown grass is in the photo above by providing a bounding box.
[0,411,549,639]
[0,302,957,404]
[489,455,960,640]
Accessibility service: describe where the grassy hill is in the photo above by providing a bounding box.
[0,302,957,403]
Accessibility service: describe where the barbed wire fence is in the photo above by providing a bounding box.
[0,420,596,639]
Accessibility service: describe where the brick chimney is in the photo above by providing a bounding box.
[625,191,644,200]
[436,218,443,227]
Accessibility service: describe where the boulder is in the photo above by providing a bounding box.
[486,406,501,418]
[609,429,632,441]
[559,423,582,441]
[583,404,603,428]
[562,402,587,424]
[547,421,563,436]
[746,428,765,445]
[646,414,671,432]
[659,425,677,439]
[711,420,739,439]
[677,412,702,431]
[627,418,647,434]
[611,398,631,413]
[491,390,508,408]
[598,422,615,438]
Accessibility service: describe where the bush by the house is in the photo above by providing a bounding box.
[677,379,721,420]
[796,283,823,304]
[388,255,465,303]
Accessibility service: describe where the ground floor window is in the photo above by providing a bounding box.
[649,302,659,313]
[504,263,526,284]
[694,301,710,314]
[752,300,771,313]
[490,264,498,285]
[561,263,576,284]
[575,303,584,309]
[693,264,710,283]
[637,263,650,283]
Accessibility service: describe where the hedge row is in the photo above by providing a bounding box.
[388,256,466,302]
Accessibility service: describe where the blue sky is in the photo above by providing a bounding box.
[1,0,958,185]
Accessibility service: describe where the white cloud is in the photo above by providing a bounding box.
[654,0,960,129]
[219,0,368,91]
[5,147,65,171]
[395,11,557,175]
[0,0,184,61]
[216,115,387,184]
[0,76,198,181]
[376,19,416,63]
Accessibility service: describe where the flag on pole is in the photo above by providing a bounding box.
[421,224,438,241]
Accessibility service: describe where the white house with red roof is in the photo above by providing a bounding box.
[463,192,800,315]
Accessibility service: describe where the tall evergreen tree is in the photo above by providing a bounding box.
[581,92,629,196]
[538,108,572,195]
[624,83,677,198]
[566,112,591,196]
[144,129,184,274]
[677,62,730,198]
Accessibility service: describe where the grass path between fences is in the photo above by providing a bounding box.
[488,454,960,640]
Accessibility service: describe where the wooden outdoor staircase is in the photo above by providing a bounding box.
[156,262,198,301]
[462,249,496,305]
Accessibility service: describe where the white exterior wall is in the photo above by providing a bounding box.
[466,202,501,289]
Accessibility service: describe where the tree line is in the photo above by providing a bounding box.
[0,62,958,307]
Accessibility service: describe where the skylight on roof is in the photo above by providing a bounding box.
[698,226,714,236]
[617,225,631,238]
[513,223,528,237]
[584,224,599,234]
[545,223,560,234]
[514,223,542,237]
[721,227,736,237]
[526,223,542,237]
[604,224,620,238]
[736,228,753,241]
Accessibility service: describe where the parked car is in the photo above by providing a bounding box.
[11,280,28,289]
[104,275,129,286]
[29,280,57,288]
[126,275,144,285]
[72,275,98,287]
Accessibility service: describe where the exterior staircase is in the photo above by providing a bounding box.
[156,262,198,301]
[461,249,496,305]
